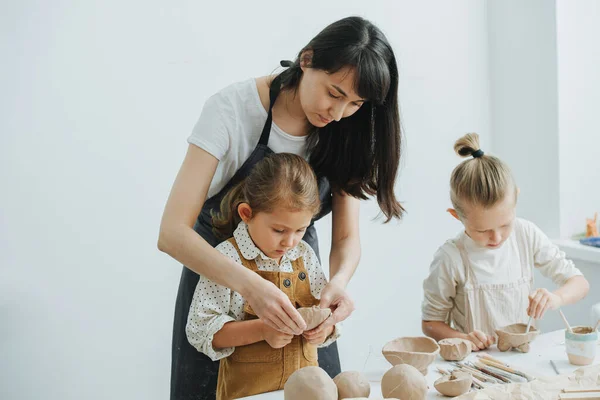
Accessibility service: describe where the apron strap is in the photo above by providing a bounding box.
[258,74,283,146]
[456,238,476,333]
[227,237,260,272]
[290,256,305,273]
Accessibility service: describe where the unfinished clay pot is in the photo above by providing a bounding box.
[438,338,472,361]
[434,371,472,397]
[333,371,370,399]
[382,336,440,375]
[381,364,428,400]
[495,323,540,353]
[298,306,332,330]
[284,366,337,400]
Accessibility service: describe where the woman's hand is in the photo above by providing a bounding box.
[304,279,355,336]
[243,276,307,335]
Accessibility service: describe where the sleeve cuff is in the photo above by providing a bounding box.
[319,323,342,348]
[188,314,236,361]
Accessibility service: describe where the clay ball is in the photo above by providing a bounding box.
[381,364,427,400]
[333,371,370,399]
[284,366,338,400]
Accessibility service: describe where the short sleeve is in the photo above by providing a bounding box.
[422,248,459,322]
[187,92,233,160]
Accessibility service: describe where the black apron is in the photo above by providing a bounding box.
[170,75,341,400]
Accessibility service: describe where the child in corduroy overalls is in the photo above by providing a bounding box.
[186,153,339,400]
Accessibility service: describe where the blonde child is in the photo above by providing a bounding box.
[422,133,589,351]
[186,153,339,400]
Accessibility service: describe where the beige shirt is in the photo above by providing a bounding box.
[422,218,583,331]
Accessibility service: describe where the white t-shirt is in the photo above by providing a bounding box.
[188,78,309,198]
[421,217,583,324]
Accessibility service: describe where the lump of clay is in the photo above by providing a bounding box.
[434,371,472,397]
[298,306,332,330]
[284,366,337,400]
[438,338,472,361]
[381,364,428,400]
[382,336,440,375]
[333,371,370,399]
[495,323,539,353]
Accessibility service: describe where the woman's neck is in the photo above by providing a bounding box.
[271,85,311,138]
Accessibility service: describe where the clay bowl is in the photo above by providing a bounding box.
[297,306,332,330]
[434,371,472,397]
[495,323,540,353]
[438,338,472,361]
[382,336,440,375]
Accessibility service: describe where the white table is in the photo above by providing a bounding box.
[242,330,599,399]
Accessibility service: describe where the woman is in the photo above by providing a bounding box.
[158,16,405,400]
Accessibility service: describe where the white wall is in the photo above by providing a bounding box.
[1,1,496,398]
[487,0,561,238]
[556,0,600,238]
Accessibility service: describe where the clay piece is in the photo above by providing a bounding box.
[284,366,338,400]
[382,336,440,375]
[438,338,472,361]
[434,371,473,397]
[495,323,540,353]
[333,371,370,399]
[381,364,428,400]
[298,306,332,330]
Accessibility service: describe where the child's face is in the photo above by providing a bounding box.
[461,193,517,249]
[242,206,314,262]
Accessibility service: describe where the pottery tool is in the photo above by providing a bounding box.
[454,363,497,383]
[458,363,504,385]
[477,357,535,381]
[466,362,511,383]
[562,387,600,393]
[526,316,533,333]
[550,360,560,375]
[453,363,493,382]
[476,358,529,382]
[477,353,509,367]
[559,309,574,333]
[475,362,526,383]
[559,392,600,400]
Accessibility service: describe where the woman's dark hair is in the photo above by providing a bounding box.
[276,16,404,222]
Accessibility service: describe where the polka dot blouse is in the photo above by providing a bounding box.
[185,221,339,361]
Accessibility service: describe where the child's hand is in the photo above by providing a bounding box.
[528,288,562,319]
[466,330,495,351]
[303,324,335,345]
[261,322,294,349]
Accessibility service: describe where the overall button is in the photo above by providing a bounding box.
[298,272,306,281]
[283,279,291,288]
